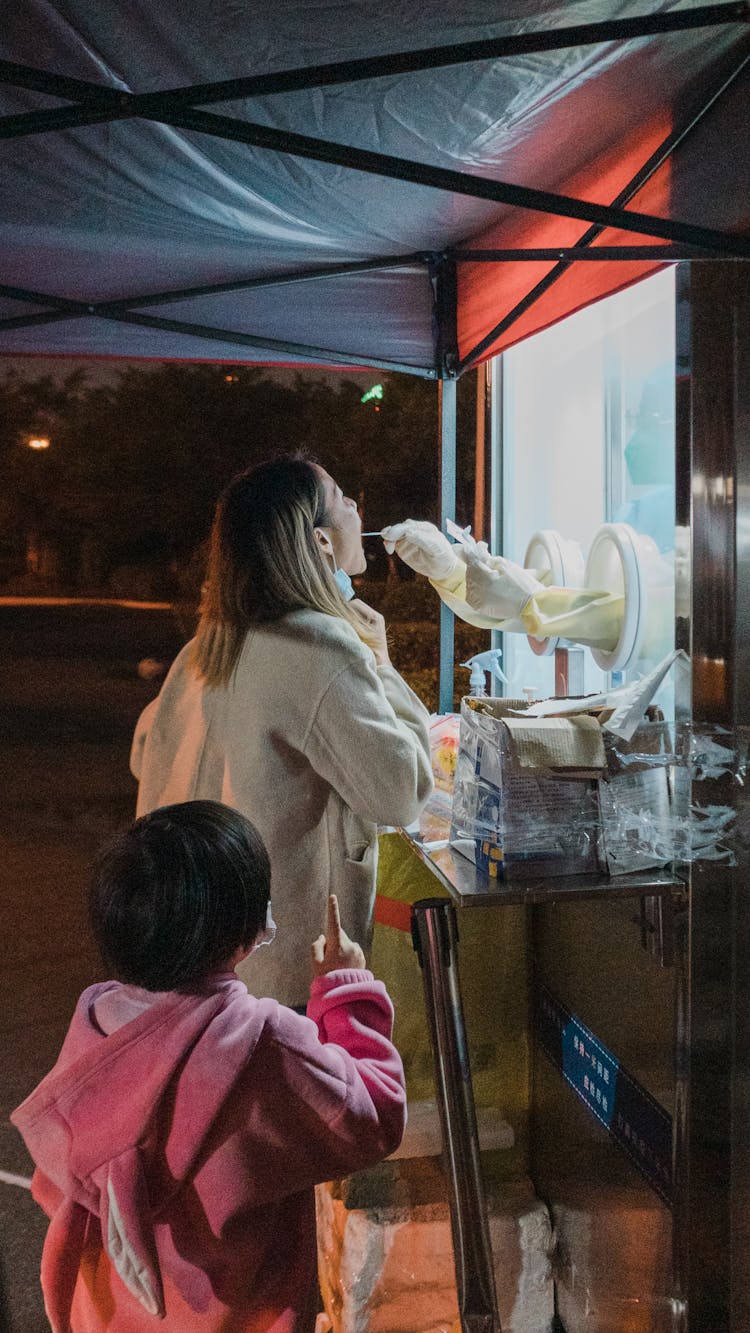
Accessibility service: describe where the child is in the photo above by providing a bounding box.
[12,800,406,1332]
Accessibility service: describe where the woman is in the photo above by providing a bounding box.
[131,455,433,1009]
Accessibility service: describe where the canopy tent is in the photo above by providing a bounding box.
[0,1,748,381]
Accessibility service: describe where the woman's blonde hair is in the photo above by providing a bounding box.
[191,455,375,686]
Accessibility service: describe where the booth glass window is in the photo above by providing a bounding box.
[499,267,676,704]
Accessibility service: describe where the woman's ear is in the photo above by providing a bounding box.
[314,526,335,558]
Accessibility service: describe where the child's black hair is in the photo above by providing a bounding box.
[89,800,271,991]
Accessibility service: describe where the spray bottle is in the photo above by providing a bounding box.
[460,649,507,697]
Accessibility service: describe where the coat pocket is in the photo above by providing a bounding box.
[341,839,378,951]
[344,839,375,867]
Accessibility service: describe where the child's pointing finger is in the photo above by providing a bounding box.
[327,894,342,939]
[311,895,367,977]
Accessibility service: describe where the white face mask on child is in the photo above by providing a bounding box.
[248,900,277,954]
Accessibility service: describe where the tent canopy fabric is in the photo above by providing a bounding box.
[1,1,748,379]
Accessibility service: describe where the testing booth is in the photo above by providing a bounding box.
[1,5,749,1329]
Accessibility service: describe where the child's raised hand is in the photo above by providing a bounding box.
[311,895,366,976]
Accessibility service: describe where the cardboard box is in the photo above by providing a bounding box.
[450,697,674,880]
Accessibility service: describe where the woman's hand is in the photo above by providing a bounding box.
[312,895,366,976]
[351,598,391,667]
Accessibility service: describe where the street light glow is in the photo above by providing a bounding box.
[27,436,51,450]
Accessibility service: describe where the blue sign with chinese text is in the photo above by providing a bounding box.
[537,985,673,1207]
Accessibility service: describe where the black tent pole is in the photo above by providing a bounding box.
[429,254,459,711]
[1,5,746,108]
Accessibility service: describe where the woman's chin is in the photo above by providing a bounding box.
[346,552,368,577]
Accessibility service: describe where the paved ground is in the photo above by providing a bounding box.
[0,601,187,1331]
[0,818,106,1332]
[0,783,136,1330]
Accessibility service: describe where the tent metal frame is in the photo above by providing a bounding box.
[0,4,748,379]
[457,38,750,372]
[2,16,750,1331]
[0,282,427,376]
[1,4,747,123]
[2,86,748,257]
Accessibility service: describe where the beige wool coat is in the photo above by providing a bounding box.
[130,608,433,1006]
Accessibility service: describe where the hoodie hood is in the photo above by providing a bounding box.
[11,976,267,1323]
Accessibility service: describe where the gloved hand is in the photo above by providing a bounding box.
[381,520,461,581]
[464,548,545,620]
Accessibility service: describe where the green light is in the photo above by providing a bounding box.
[360,383,383,404]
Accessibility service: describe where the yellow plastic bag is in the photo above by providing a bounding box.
[372,831,530,1176]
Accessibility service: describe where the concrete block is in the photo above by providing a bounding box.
[317,1176,554,1333]
[389,1099,514,1160]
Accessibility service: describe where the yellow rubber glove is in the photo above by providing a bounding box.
[521,586,624,652]
[430,560,623,652]
[464,549,545,620]
[381,523,625,653]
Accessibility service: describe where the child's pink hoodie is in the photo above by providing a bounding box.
[11,969,406,1332]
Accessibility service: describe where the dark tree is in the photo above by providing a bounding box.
[0,361,477,599]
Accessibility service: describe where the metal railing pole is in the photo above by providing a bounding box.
[438,376,457,714]
[411,897,501,1332]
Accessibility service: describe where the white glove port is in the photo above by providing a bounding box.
[381,520,461,581]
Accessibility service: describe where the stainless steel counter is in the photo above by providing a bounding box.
[401,828,684,908]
